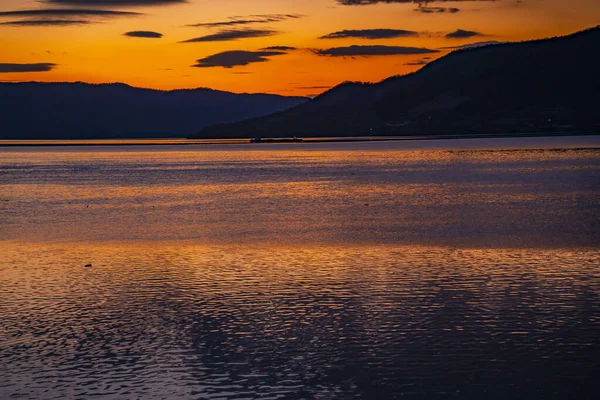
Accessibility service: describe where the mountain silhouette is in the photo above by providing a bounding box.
[193,26,599,139]
[0,82,307,140]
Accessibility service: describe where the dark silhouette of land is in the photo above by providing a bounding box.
[0,83,307,140]
[193,26,599,139]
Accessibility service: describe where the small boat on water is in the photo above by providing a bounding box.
[250,137,303,143]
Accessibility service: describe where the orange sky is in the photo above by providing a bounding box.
[0,0,598,96]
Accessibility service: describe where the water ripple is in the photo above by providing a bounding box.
[1,244,598,399]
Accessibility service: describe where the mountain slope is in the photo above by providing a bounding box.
[193,26,599,138]
[0,82,307,139]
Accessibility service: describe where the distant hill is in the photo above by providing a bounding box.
[0,82,307,139]
[193,26,599,139]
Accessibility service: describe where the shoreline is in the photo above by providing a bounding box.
[0,131,598,147]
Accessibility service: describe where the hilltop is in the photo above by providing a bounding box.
[193,26,599,139]
[0,82,308,140]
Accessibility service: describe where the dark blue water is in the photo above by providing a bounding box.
[1,138,599,399]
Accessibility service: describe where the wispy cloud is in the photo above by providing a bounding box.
[415,7,460,13]
[261,46,297,51]
[0,63,57,73]
[337,0,493,5]
[336,0,493,13]
[296,85,332,89]
[186,14,302,28]
[0,8,141,27]
[446,29,484,39]
[180,29,277,43]
[192,50,287,68]
[315,45,438,57]
[43,0,186,6]
[320,29,419,40]
[0,9,141,17]
[1,19,92,26]
[404,59,429,66]
[440,40,501,49]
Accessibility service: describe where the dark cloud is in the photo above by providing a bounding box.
[124,30,163,38]
[1,19,91,26]
[180,29,277,43]
[297,86,332,89]
[337,0,492,13]
[186,14,301,28]
[0,63,57,73]
[0,8,141,28]
[0,9,141,17]
[44,0,185,6]
[337,0,493,5]
[192,50,287,68]
[446,29,483,39]
[405,59,429,65]
[320,29,419,40]
[415,7,460,13]
[261,46,297,51]
[440,40,501,49]
[315,45,438,57]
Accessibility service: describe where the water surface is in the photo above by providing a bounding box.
[1,137,599,399]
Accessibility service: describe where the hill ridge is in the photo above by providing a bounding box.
[0,82,308,140]
[193,26,599,139]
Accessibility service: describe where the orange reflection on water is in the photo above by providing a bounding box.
[1,143,599,248]
[1,239,598,398]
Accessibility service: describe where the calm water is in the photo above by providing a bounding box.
[1,137,599,399]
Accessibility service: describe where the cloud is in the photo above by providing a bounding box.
[297,85,332,89]
[180,29,277,43]
[186,14,302,28]
[336,0,493,13]
[415,7,460,13]
[1,19,91,26]
[0,9,141,17]
[0,8,142,28]
[43,0,185,6]
[261,46,297,51]
[320,29,419,40]
[0,63,57,73]
[124,30,163,38]
[0,8,143,27]
[337,0,492,5]
[315,45,438,57]
[446,29,484,39]
[405,59,429,65]
[192,50,286,68]
[440,40,501,49]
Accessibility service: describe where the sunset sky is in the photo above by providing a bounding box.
[1,0,598,96]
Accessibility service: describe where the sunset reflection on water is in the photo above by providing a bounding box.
[1,242,598,399]
[1,140,599,247]
[0,139,599,399]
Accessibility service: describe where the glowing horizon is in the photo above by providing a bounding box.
[1,0,598,96]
